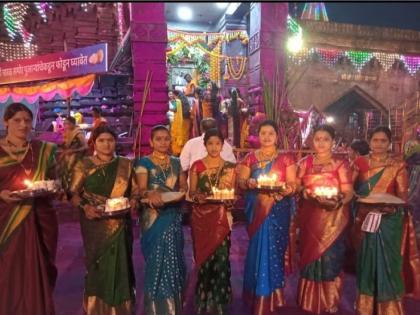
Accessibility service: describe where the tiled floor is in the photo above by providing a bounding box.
[54,216,420,315]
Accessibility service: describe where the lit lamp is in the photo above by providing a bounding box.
[313,186,338,199]
[23,179,33,189]
[257,173,282,188]
[211,187,235,200]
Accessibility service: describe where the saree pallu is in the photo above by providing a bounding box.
[353,158,420,315]
[70,157,135,315]
[171,100,190,156]
[405,147,420,221]
[190,99,202,138]
[0,141,58,315]
[297,156,351,314]
[190,160,235,314]
[241,152,295,315]
[136,156,186,315]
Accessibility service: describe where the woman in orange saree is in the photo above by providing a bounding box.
[0,103,58,315]
[353,126,420,315]
[297,125,353,314]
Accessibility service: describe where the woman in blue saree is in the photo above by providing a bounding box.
[135,125,187,315]
[237,120,296,315]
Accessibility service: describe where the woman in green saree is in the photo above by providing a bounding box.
[353,126,420,315]
[70,125,136,315]
[189,128,236,314]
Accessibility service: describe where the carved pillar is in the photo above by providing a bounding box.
[248,3,288,113]
[130,3,168,155]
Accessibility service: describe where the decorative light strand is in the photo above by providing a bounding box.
[288,47,420,75]
[34,2,51,22]
[0,42,38,61]
[2,3,34,45]
[301,2,329,22]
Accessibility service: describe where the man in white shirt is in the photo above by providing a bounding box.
[180,118,236,172]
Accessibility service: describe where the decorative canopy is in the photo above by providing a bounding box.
[0,73,95,104]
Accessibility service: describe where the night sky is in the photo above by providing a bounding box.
[294,2,420,31]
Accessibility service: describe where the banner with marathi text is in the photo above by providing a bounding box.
[0,43,107,85]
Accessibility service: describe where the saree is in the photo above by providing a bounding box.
[190,160,236,314]
[353,157,420,315]
[58,126,86,192]
[297,155,351,314]
[135,156,186,315]
[69,156,136,315]
[190,98,202,138]
[404,139,420,221]
[241,152,295,315]
[0,140,58,315]
[171,99,190,156]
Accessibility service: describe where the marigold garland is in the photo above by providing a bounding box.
[227,57,247,80]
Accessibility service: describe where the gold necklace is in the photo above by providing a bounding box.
[370,153,388,163]
[94,154,114,165]
[6,142,33,177]
[314,153,333,164]
[152,151,167,160]
[258,149,277,161]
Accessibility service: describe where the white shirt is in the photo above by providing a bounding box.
[180,134,237,171]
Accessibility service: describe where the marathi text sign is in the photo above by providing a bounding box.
[0,43,108,85]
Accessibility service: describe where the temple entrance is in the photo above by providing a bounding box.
[324,85,388,144]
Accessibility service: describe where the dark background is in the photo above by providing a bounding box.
[291,2,420,31]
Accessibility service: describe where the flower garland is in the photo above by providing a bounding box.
[168,29,248,47]
[226,57,247,80]
[210,41,222,82]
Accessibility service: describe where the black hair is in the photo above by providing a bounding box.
[177,91,191,119]
[194,87,203,98]
[229,87,240,147]
[92,107,102,115]
[204,128,224,145]
[313,124,336,139]
[210,81,220,118]
[3,103,33,121]
[369,125,392,141]
[258,119,278,135]
[200,118,217,133]
[92,125,117,142]
[150,125,170,139]
[65,116,76,125]
[350,139,370,156]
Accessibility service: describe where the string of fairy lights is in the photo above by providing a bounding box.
[0,2,96,61]
[0,42,38,61]
[288,47,420,75]
[287,13,420,75]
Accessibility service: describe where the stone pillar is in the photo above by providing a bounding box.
[247,3,288,113]
[130,3,168,155]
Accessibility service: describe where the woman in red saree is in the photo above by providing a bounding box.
[189,128,236,314]
[0,103,58,315]
[297,125,353,314]
[353,126,420,315]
